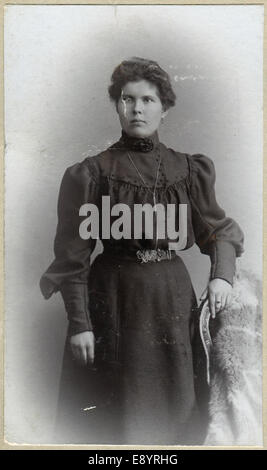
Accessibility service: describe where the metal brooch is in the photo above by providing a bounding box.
[136,249,172,263]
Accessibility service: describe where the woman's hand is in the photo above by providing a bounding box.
[69,331,95,366]
[200,278,233,319]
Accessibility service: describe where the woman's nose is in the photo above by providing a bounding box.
[133,99,143,114]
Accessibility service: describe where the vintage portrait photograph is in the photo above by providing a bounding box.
[3,4,264,447]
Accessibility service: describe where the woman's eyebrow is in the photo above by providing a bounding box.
[121,93,133,99]
[121,94,156,99]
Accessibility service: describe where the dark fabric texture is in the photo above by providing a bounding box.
[40,131,244,444]
[54,253,208,445]
[40,131,244,334]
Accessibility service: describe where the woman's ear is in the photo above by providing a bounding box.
[161,109,169,120]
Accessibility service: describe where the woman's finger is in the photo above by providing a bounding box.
[72,345,87,366]
[215,295,223,313]
[80,347,88,366]
[71,345,81,363]
[86,343,95,364]
[219,294,226,312]
[200,287,208,301]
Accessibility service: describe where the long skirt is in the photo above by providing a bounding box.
[54,252,209,445]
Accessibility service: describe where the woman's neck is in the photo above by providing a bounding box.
[120,130,159,153]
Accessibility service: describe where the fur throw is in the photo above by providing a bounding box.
[203,268,262,446]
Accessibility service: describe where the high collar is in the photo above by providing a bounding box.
[116,130,160,153]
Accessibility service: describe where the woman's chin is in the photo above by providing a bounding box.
[124,128,155,139]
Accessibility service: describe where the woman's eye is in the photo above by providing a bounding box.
[144,97,153,103]
[122,97,132,103]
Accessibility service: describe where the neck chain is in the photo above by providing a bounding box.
[126,151,162,208]
[127,151,162,249]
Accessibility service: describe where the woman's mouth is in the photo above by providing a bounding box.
[131,120,146,125]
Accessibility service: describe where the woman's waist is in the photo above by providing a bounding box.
[101,243,177,264]
[89,244,192,294]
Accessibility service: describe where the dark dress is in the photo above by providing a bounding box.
[40,131,244,445]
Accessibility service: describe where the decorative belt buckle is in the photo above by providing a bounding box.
[136,249,172,263]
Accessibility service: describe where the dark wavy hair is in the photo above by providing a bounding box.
[108,57,176,111]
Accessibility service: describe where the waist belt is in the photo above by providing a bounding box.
[136,249,175,263]
[102,248,176,263]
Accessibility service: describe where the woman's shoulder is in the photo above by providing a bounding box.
[163,145,214,169]
[160,143,216,186]
[63,148,113,184]
[186,153,216,186]
[186,153,215,171]
[158,143,188,179]
[62,146,216,188]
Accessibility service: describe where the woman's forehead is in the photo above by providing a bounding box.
[121,79,160,97]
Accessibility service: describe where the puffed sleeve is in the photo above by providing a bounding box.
[187,154,244,285]
[39,159,99,335]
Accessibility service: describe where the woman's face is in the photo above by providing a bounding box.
[117,79,168,138]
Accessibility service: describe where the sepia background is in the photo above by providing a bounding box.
[4,4,263,443]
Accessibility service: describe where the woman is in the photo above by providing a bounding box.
[40,57,244,445]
